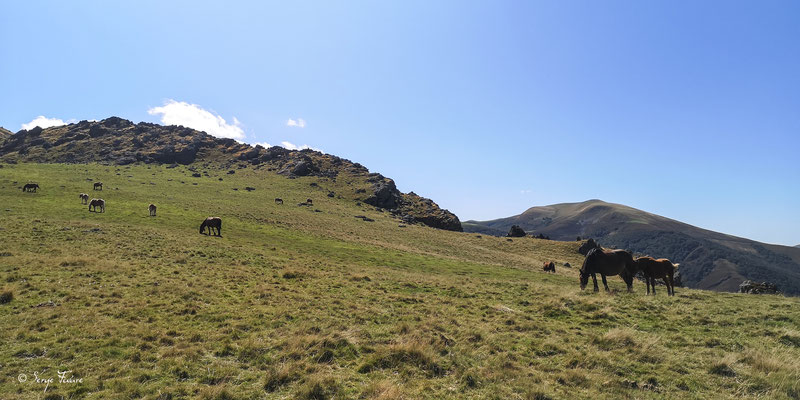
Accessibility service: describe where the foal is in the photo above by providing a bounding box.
[635,256,678,296]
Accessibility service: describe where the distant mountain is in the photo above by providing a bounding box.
[465,200,800,295]
[0,117,461,231]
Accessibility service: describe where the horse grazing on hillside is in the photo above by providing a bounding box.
[22,183,39,192]
[79,193,89,204]
[88,198,105,213]
[93,182,103,190]
[275,198,283,205]
[543,261,556,273]
[200,217,222,236]
[149,204,157,216]
[635,256,678,296]
[579,248,637,292]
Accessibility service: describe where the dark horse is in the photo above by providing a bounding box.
[543,261,556,273]
[200,217,222,236]
[22,183,39,192]
[579,248,637,292]
[94,182,103,190]
[635,256,678,296]
[88,198,105,213]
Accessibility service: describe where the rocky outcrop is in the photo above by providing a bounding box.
[394,192,462,231]
[507,225,526,237]
[739,281,780,295]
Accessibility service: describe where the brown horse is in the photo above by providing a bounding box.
[79,193,89,204]
[200,217,222,236]
[635,256,678,296]
[22,183,39,192]
[579,248,637,292]
[93,182,103,190]
[543,261,555,273]
[149,204,157,216]
[88,198,105,213]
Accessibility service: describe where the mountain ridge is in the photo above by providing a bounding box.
[0,117,462,231]
[465,199,800,295]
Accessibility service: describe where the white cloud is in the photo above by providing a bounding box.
[22,116,72,130]
[253,142,272,148]
[281,141,322,152]
[147,100,245,140]
[520,189,532,194]
[286,118,306,128]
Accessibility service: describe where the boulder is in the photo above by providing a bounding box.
[507,225,526,237]
[364,179,401,209]
[739,280,779,294]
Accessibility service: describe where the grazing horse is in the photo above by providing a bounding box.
[200,217,222,236]
[306,198,313,205]
[93,182,103,190]
[275,198,283,205]
[543,261,556,273]
[635,256,678,296]
[579,248,636,292]
[149,204,157,216]
[22,183,39,192]
[88,198,105,213]
[79,193,89,204]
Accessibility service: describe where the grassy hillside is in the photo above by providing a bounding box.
[1,163,800,399]
[466,200,800,295]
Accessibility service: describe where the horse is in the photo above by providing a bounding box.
[543,261,556,273]
[79,193,89,204]
[93,182,103,190]
[200,217,222,236]
[579,248,637,292]
[149,204,157,217]
[275,198,283,205]
[88,199,105,213]
[22,183,39,192]
[306,198,313,205]
[635,256,678,296]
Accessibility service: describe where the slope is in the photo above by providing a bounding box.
[1,163,799,399]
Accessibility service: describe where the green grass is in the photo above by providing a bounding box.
[1,162,799,399]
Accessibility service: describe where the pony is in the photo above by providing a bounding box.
[543,261,556,273]
[579,248,637,292]
[22,183,39,192]
[200,217,222,236]
[88,198,105,213]
[635,256,678,296]
[79,193,89,204]
[149,204,157,217]
[275,198,283,205]
[93,182,103,190]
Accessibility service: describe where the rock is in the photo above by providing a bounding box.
[578,238,601,255]
[355,215,375,222]
[245,187,256,191]
[739,280,780,294]
[191,172,201,177]
[327,191,335,198]
[507,225,526,237]
[364,179,401,209]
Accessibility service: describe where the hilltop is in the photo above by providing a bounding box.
[0,117,461,231]
[465,200,800,295]
[0,126,12,139]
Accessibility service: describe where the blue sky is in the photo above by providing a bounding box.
[2,1,799,245]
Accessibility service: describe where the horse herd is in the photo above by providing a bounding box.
[22,182,223,236]
[579,248,678,296]
[21,181,677,295]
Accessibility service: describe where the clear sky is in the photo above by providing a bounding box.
[2,1,799,245]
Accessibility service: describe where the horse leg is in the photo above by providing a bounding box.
[591,273,599,292]
[601,274,610,292]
